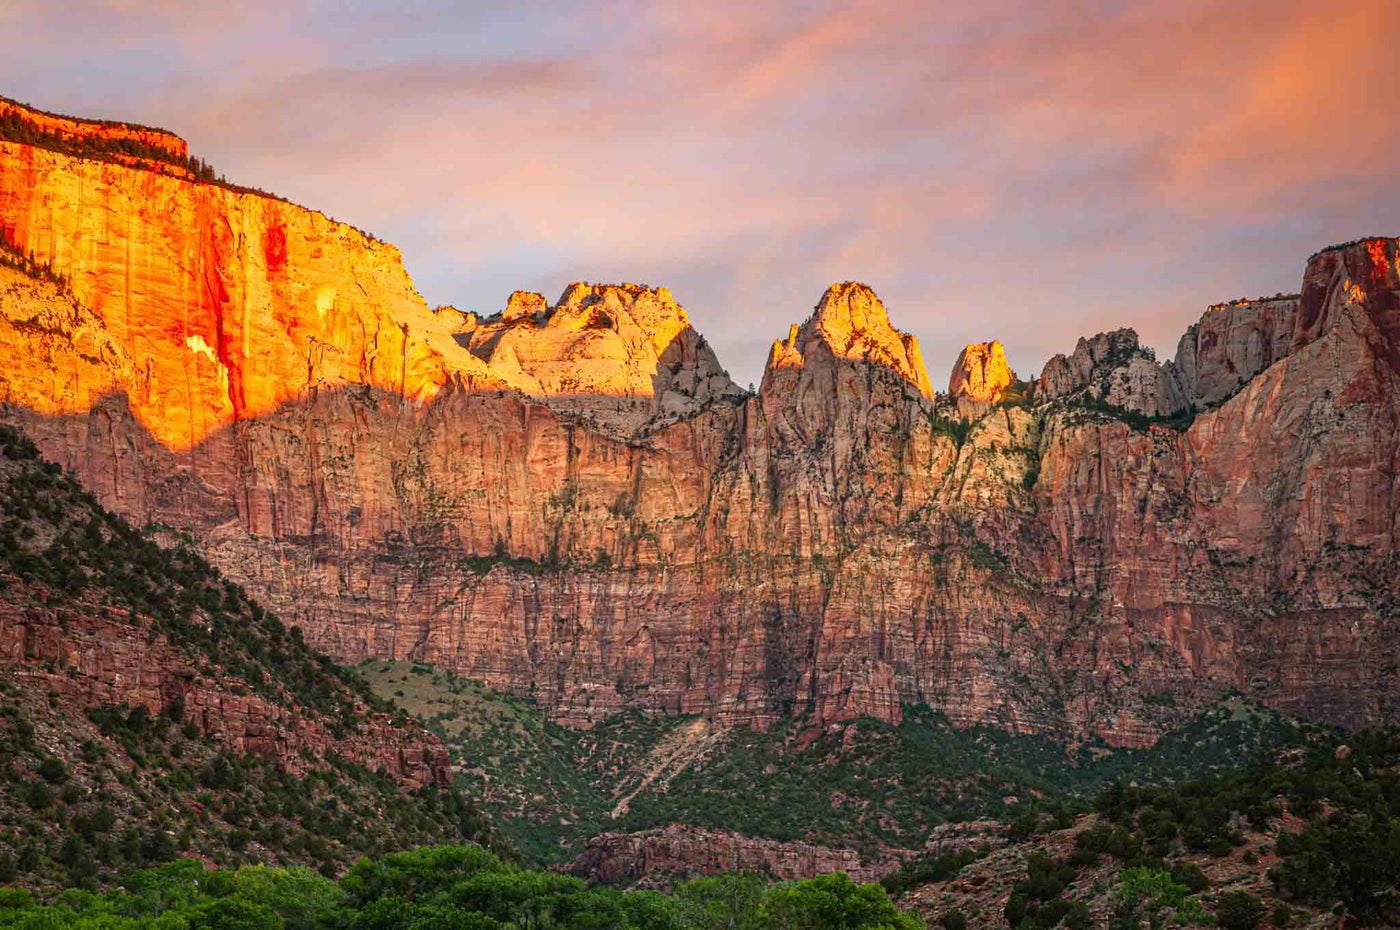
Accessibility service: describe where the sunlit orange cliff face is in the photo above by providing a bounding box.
[0,110,507,450]
[0,96,188,160]
[2,95,1400,749]
[0,97,746,449]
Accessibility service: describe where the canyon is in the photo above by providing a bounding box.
[1,95,1398,759]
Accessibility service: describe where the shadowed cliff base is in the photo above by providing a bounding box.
[2,106,1399,750]
[0,426,516,890]
[2,348,1396,749]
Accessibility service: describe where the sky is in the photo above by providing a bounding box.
[1,0,1397,388]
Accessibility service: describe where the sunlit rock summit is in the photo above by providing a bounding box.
[448,282,743,436]
[3,94,1399,751]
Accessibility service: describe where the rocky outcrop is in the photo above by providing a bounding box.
[1,98,1398,749]
[1036,328,1184,417]
[921,820,1007,856]
[1172,296,1300,410]
[949,341,1014,403]
[567,826,895,887]
[453,282,744,436]
[0,582,451,788]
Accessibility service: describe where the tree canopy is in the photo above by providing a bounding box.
[0,848,924,930]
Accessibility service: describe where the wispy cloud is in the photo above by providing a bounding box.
[1,0,1395,384]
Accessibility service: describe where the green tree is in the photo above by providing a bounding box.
[187,896,287,930]
[1170,863,1209,894]
[625,889,682,930]
[761,872,922,930]
[37,757,68,785]
[230,865,342,930]
[1113,868,1187,930]
[1215,892,1266,930]
[339,844,505,909]
[675,873,766,930]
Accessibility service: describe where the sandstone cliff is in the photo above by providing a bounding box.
[1,97,1397,749]
[567,826,894,887]
[0,587,450,788]
[452,282,744,436]
[0,94,187,160]
[1172,295,1300,410]
[0,139,511,454]
[1036,328,1183,417]
[949,341,1014,403]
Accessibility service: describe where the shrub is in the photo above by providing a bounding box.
[1005,893,1029,926]
[38,757,68,785]
[1171,862,1210,894]
[1175,897,1210,926]
[1216,891,1267,930]
[24,781,54,809]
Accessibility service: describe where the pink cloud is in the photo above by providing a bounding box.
[0,0,1395,386]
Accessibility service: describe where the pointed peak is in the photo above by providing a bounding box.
[766,283,932,398]
[503,291,548,322]
[812,281,891,334]
[949,341,1014,402]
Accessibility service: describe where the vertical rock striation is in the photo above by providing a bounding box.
[1,96,1398,747]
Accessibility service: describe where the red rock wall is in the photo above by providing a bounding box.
[567,826,895,886]
[0,582,451,787]
[2,135,1398,747]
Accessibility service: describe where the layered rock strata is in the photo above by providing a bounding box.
[0,583,451,787]
[1,97,1398,748]
[567,826,893,887]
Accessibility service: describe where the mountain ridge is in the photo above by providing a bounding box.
[0,93,1397,755]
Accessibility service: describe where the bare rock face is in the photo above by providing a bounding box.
[949,341,1014,402]
[1,99,1399,749]
[1173,296,1300,410]
[949,340,1016,418]
[0,583,450,788]
[0,141,510,455]
[760,281,934,493]
[460,282,744,436]
[0,94,189,173]
[567,826,895,887]
[1037,328,1184,417]
[775,281,934,399]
